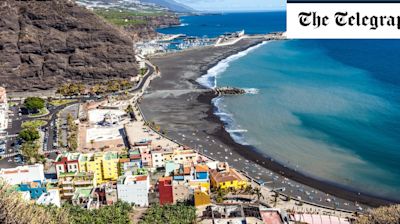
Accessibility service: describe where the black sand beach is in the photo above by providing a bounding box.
[140,39,398,210]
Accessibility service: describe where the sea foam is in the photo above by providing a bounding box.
[244,88,260,94]
[199,42,268,146]
[196,41,269,89]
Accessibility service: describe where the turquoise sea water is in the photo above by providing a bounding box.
[159,12,400,199]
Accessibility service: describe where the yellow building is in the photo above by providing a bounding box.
[209,163,248,190]
[194,188,211,207]
[102,151,119,181]
[190,180,210,191]
[78,152,119,184]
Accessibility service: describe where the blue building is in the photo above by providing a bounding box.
[195,164,209,180]
[18,181,47,199]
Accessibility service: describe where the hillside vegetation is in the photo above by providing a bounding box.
[356,204,400,224]
[93,8,180,41]
[0,180,133,224]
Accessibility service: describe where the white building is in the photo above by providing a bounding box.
[36,189,61,207]
[0,87,8,134]
[117,174,149,207]
[0,164,45,185]
[171,149,199,166]
[20,191,31,201]
[151,148,173,168]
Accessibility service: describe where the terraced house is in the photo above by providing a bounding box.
[210,162,248,190]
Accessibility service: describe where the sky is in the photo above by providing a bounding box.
[175,0,285,12]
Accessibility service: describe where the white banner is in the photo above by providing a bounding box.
[287,3,400,38]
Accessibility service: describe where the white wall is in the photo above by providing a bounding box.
[0,164,45,185]
[117,177,149,207]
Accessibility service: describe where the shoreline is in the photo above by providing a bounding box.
[194,44,398,207]
[195,42,400,207]
[199,92,398,207]
[140,38,398,211]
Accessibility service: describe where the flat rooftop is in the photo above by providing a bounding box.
[86,125,124,143]
[125,121,179,149]
[88,109,126,124]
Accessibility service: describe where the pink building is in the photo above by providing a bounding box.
[139,146,153,167]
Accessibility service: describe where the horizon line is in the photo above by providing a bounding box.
[190,9,287,14]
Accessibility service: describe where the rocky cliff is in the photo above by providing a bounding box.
[123,15,180,41]
[0,0,138,92]
[90,7,181,42]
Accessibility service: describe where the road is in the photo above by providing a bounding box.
[1,61,155,168]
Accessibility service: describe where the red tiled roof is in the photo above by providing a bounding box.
[210,169,246,183]
[135,175,148,181]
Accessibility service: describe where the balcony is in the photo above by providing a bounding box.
[63,192,74,196]
[74,180,92,185]
[62,186,74,190]
[60,180,73,184]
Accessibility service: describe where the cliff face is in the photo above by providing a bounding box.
[124,15,180,41]
[0,0,137,92]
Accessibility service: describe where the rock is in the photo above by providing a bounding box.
[214,87,246,95]
[0,0,138,92]
[123,15,180,42]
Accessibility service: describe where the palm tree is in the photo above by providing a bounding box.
[215,187,226,203]
[244,185,253,194]
[253,187,264,203]
[273,191,279,207]
[90,139,95,150]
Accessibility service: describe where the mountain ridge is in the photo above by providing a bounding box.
[0,0,138,92]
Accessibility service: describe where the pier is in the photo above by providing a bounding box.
[215,31,286,47]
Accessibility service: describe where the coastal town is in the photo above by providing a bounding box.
[0,77,356,223]
[0,0,398,224]
[0,32,373,224]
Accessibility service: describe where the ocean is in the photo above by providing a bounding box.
[158,12,400,200]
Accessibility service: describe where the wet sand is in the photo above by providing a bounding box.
[140,39,397,209]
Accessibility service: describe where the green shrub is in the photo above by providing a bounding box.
[24,97,45,112]
[19,128,40,142]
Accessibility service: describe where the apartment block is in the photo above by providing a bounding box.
[57,172,95,200]
[117,174,150,207]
